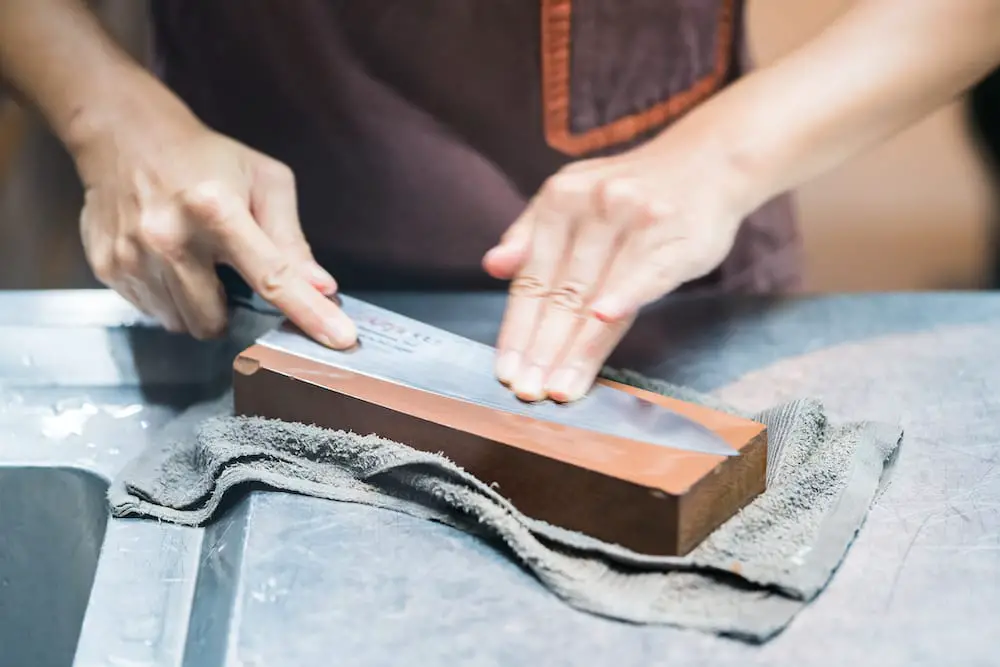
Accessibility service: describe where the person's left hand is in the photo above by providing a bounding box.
[482,139,751,403]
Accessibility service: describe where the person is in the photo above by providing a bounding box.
[968,64,1000,288]
[1,0,999,404]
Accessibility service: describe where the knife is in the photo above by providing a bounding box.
[217,266,738,457]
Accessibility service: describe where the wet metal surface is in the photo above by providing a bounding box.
[0,289,998,666]
[0,467,109,667]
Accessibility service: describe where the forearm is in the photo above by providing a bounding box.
[672,0,1000,212]
[0,0,193,156]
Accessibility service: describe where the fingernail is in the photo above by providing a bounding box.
[591,296,626,322]
[324,318,356,349]
[308,264,337,293]
[495,350,521,384]
[514,365,546,402]
[546,368,578,402]
[569,371,594,401]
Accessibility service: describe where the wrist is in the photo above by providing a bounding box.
[640,94,777,220]
[681,83,790,217]
[60,64,202,178]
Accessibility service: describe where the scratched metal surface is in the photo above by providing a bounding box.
[0,290,998,667]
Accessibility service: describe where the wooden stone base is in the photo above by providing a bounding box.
[232,343,767,556]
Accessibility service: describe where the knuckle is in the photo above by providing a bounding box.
[635,205,660,229]
[631,201,671,230]
[137,215,188,259]
[190,316,227,341]
[180,181,232,221]
[644,200,674,224]
[90,255,117,285]
[549,281,588,311]
[543,172,588,204]
[257,261,296,302]
[647,198,675,218]
[598,177,641,211]
[259,159,295,186]
[163,320,186,335]
[509,274,548,299]
[112,239,142,274]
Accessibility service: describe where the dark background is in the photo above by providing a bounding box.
[2,0,999,292]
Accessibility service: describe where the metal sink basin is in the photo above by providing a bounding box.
[0,292,272,666]
[0,467,109,667]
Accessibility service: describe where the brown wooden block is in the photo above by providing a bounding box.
[232,343,767,557]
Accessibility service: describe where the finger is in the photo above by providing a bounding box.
[130,272,187,333]
[250,156,337,295]
[131,203,207,333]
[81,187,189,332]
[195,188,356,348]
[156,272,195,334]
[511,179,637,401]
[589,237,703,323]
[545,312,635,403]
[494,176,585,389]
[114,272,157,318]
[165,255,228,340]
[106,272,163,324]
[482,215,533,280]
[106,237,185,332]
[137,246,191,334]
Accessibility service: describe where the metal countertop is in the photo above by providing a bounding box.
[1,290,997,667]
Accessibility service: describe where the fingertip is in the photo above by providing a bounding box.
[338,319,358,348]
[545,368,579,403]
[327,303,358,348]
[317,280,338,297]
[482,244,522,279]
[306,263,338,295]
[590,295,633,323]
[494,350,521,385]
[317,321,355,350]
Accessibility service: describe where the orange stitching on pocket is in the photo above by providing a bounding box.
[541,0,736,157]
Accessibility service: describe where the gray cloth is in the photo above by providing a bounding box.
[107,371,903,643]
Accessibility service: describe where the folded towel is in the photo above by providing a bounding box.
[108,370,902,643]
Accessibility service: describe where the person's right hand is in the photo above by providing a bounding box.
[71,99,356,348]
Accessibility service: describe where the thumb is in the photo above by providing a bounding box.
[250,158,337,295]
[482,214,534,280]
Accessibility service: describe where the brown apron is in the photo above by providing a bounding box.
[148,0,802,293]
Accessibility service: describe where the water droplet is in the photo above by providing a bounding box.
[41,402,100,439]
[107,404,143,419]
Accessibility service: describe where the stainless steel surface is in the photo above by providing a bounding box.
[0,289,998,666]
[0,467,108,667]
[257,294,738,457]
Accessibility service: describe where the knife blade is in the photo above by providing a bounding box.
[217,265,737,456]
[227,280,738,457]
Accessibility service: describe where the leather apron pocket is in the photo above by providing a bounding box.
[540,0,736,157]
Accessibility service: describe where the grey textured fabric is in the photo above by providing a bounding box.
[108,373,902,643]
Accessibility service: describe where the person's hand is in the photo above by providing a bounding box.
[482,138,750,403]
[72,103,356,347]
